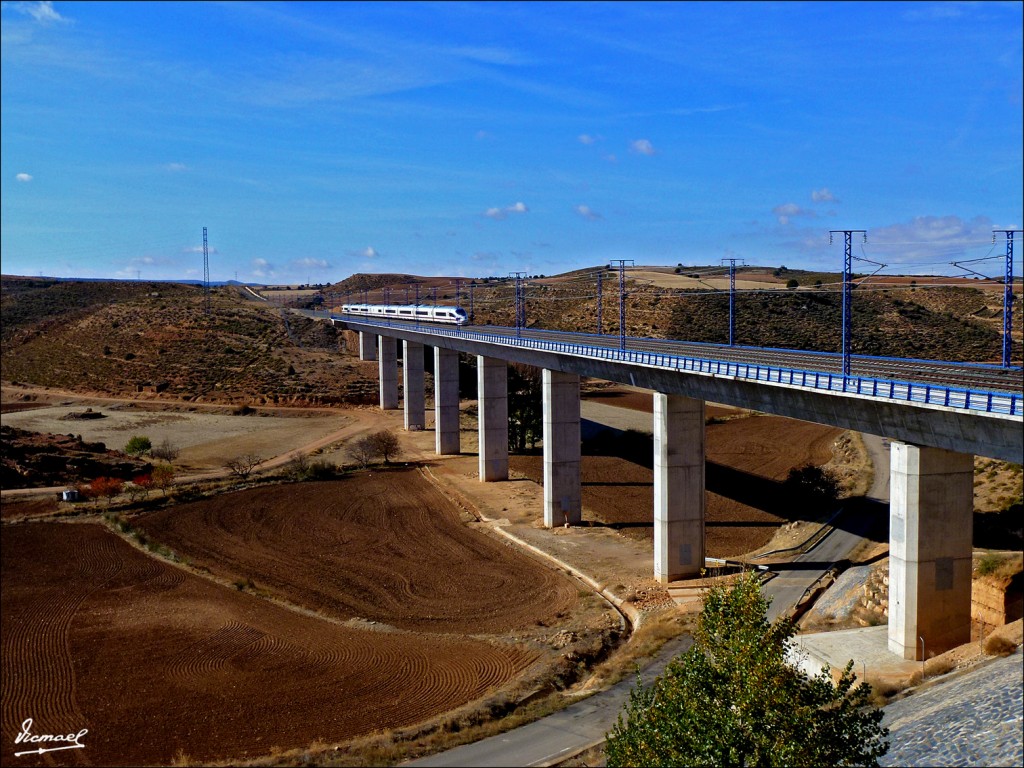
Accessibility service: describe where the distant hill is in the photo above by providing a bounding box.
[1,279,378,406]
[1,268,1019,407]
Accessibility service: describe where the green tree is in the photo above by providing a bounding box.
[124,435,152,456]
[508,363,542,452]
[606,570,888,767]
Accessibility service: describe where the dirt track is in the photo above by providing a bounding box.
[135,471,578,634]
[0,518,546,767]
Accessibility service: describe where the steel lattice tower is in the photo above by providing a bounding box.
[202,227,210,314]
[609,260,634,351]
[830,230,866,377]
[721,257,746,346]
[995,230,1020,368]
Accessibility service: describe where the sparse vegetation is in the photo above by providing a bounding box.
[224,453,264,479]
[124,435,152,456]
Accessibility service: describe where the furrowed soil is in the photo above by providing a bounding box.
[134,472,578,634]
[0,469,613,767]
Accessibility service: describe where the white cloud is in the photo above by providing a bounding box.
[485,202,529,220]
[3,1,67,23]
[182,245,219,255]
[811,188,837,203]
[574,204,602,221]
[865,215,1001,265]
[165,162,188,172]
[629,139,656,156]
[578,134,597,145]
[293,257,330,269]
[15,172,32,182]
[772,202,816,225]
[251,258,275,278]
[356,246,379,259]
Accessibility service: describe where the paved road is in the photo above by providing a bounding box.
[408,635,692,767]
[411,399,876,766]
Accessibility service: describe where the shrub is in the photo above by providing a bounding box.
[124,435,152,456]
[151,438,180,462]
[225,453,263,479]
[983,634,1018,657]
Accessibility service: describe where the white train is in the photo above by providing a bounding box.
[341,303,469,325]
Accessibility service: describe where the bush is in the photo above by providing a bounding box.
[983,634,1018,657]
[124,435,152,456]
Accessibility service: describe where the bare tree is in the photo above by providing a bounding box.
[151,438,180,462]
[348,436,379,469]
[225,453,264,479]
[369,430,401,464]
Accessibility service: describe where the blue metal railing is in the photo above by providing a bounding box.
[334,315,1023,417]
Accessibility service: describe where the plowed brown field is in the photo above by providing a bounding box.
[135,471,577,633]
[0,472,569,766]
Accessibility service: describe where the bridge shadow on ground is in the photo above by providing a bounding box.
[579,421,890,543]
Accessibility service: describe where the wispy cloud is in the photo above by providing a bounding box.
[772,202,816,225]
[578,133,599,145]
[251,258,275,278]
[182,245,219,255]
[165,162,188,172]
[350,246,379,259]
[485,201,529,220]
[629,138,656,156]
[865,215,1002,265]
[574,204,602,220]
[293,257,330,270]
[2,1,68,24]
[811,188,837,203]
[15,172,32,182]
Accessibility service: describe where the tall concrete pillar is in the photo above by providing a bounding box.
[477,356,508,481]
[359,331,377,361]
[543,369,581,527]
[653,393,705,583]
[378,336,398,410]
[888,442,974,660]
[403,341,425,431]
[434,347,461,454]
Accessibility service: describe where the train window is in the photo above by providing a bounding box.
[416,310,429,316]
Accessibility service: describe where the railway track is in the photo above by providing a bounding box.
[317,311,1023,396]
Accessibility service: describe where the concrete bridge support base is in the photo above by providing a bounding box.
[478,356,508,481]
[543,370,581,527]
[403,341,425,430]
[434,347,461,454]
[653,393,705,583]
[888,442,974,660]
[378,336,399,410]
[359,331,377,361]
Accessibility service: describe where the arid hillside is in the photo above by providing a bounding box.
[1,277,376,406]
[320,268,1021,364]
[3,268,1021,409]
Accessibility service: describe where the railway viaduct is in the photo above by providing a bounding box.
[332,314,1022,661]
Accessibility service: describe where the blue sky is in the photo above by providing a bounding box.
[2,1,1022,284]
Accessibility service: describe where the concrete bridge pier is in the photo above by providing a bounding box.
[888,442,974,660]
[543,370,582,526]
[378,336,399,410]
[477,356,508,481]
[403,341,425,430]
[653,393,705,583]
[434,347,461,454]
[359,331,377,361]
